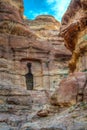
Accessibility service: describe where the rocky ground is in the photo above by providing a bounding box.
[0,101,87,130]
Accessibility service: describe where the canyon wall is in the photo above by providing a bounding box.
[0,0,71,91]
[0,0,71,120]
[0,0,87,130]
[60,0,87,73]
[49,0,87,107]
[25,15,71,91]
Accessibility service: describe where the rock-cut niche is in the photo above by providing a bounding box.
[25,63,34,90]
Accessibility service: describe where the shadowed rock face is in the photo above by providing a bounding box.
[49,0,87,108]
[60,0,87,73]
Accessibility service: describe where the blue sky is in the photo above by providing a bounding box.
[23,0,71,21]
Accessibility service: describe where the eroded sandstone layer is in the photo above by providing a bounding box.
[0,0,87,130]
[0,0,71,91]
[59,0,87,103]
[0,0,37,37]
[47,0,87,109]
[0,0,71,119]
[24,15,71,91]
[60,0,87,73]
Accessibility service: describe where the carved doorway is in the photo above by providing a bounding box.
[25,63,33,90]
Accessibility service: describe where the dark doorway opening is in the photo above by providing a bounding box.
[25,63,33,90]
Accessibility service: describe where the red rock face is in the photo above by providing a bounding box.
[0,0,23,22]
[60,0,87,73]
[51,0,87,106]
[50,72,87,106]
[0,1,87,129]
[0,0,37,37]
[24,15,71,91]
[0,3,71,91]
[0,2,73,123]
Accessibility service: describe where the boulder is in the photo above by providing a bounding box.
[50,72,87,106]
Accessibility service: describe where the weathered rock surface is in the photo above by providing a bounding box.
[60,0,87,73]
[0,1,71,91]
[0,0,37,38]
[25,15,60,41]
[0,100,87,130]
[24,15,71,91]
[50,72,87,106]
[41,0,87,116]
[0,0,71,128]
[0,0,87,130]
[45,0,87,110]
[0,79,49,109]
[37,0,87,125]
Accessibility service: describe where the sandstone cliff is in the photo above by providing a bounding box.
[0,0,87,130]
[0,0,37,38]
[0,0,71,91]
[57,0,87,104]
[60,0,87,73]
[46,0,87,110]
[25,15,71,91]
[37,1,87,129]
[0,0,71,117]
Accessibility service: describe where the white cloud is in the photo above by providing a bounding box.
[25,0,71,21]
[46,0,71,21]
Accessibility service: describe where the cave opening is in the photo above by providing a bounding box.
[25,63,34,90]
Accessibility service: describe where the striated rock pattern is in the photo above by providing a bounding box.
[60,0,87,73]
[0,0,37,38]
[1,0,87,130]
[25,15,71,91]
[0,0,71,91]
[25,15,60,41]
[59,0,87,102]
[47,0,87,110]
[0,0,71,122]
